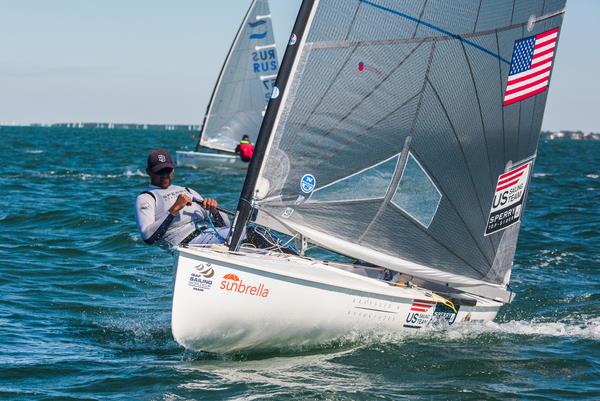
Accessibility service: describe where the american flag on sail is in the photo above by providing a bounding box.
[503,28,559,106]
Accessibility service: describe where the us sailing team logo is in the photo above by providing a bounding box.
[485,161,532,235]
[404,299,435,328]
[187,263,214,292]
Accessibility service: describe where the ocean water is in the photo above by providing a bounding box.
[0,126,598,400]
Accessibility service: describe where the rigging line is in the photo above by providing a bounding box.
[404,41,436,157]
[358,137,411,244]
[527,94,540,154]
[311,22,532,50]
[346,1,362,40]
[516,25,525,163]
[358,0,511,64]
[358,42,489,274]
[406,150,491,278]
[425,78,495,267]
[459,40,498,251]
[496,31,507,169]
[297,1,362,131]
[363,91,421,134]
[411,0,428,39]
[296,44,360,133]
[517,108,523,161]
[320,41,426,140]
[388,198,488,278]
[474,0,483,33]
[510,0,516,25]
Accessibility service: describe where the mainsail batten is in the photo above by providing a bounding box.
[196,0,278,153]
[231,0,566,299]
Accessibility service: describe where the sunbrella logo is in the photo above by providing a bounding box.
[220,274,270,298]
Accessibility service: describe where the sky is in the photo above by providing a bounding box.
[0,0,597,132]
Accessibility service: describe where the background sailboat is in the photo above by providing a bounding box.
[176,0,279,169]
[172,0,566,352]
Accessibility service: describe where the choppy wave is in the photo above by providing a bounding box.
[2,127,598,400]
[25,168,146,180]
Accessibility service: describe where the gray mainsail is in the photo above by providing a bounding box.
[196,0,278,153]
[230,0,566,301]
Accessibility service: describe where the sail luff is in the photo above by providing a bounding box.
[195,0,258,152]
[228,0,319,251]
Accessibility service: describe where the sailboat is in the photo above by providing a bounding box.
[176,0,279,169]
[172,0,566,352]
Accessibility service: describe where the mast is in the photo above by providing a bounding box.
[194,0,258,152]
[228,0,317,250]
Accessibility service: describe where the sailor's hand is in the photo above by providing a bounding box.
[169,194,192,215]
[202,197,218,212]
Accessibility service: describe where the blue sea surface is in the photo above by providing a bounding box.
[0,126,598,400]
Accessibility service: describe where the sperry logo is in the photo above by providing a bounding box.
[220,274,270,298]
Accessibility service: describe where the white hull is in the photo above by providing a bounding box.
[172,246,503,353]
[176,150,248,169]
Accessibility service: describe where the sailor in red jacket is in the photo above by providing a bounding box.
[235,135,254,162]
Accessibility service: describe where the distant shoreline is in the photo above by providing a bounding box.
[0,122,200,131]
[0,123,598,140]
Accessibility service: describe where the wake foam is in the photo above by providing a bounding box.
[482,317,600,340]
[382,316,600,342]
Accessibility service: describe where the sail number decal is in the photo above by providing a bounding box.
[485,161,532,235]
[252,48,278,101]
[252,49,278,73]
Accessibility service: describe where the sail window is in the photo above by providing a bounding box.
[391,153,441,228]
[309,155,399,203]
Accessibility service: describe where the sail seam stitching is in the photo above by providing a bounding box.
[474,0,482,33]
[496,31,507,168]
[425,77,494,267]
[459,40,498,251]
[411,0,428,39]
[516,25,525,162]
[359,0,511,64]
[327,42,426,137]
[310,41,425,142]
[296,1,363,131]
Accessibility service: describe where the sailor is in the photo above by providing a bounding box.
[234,135,254,162]
[134,149,230,251]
